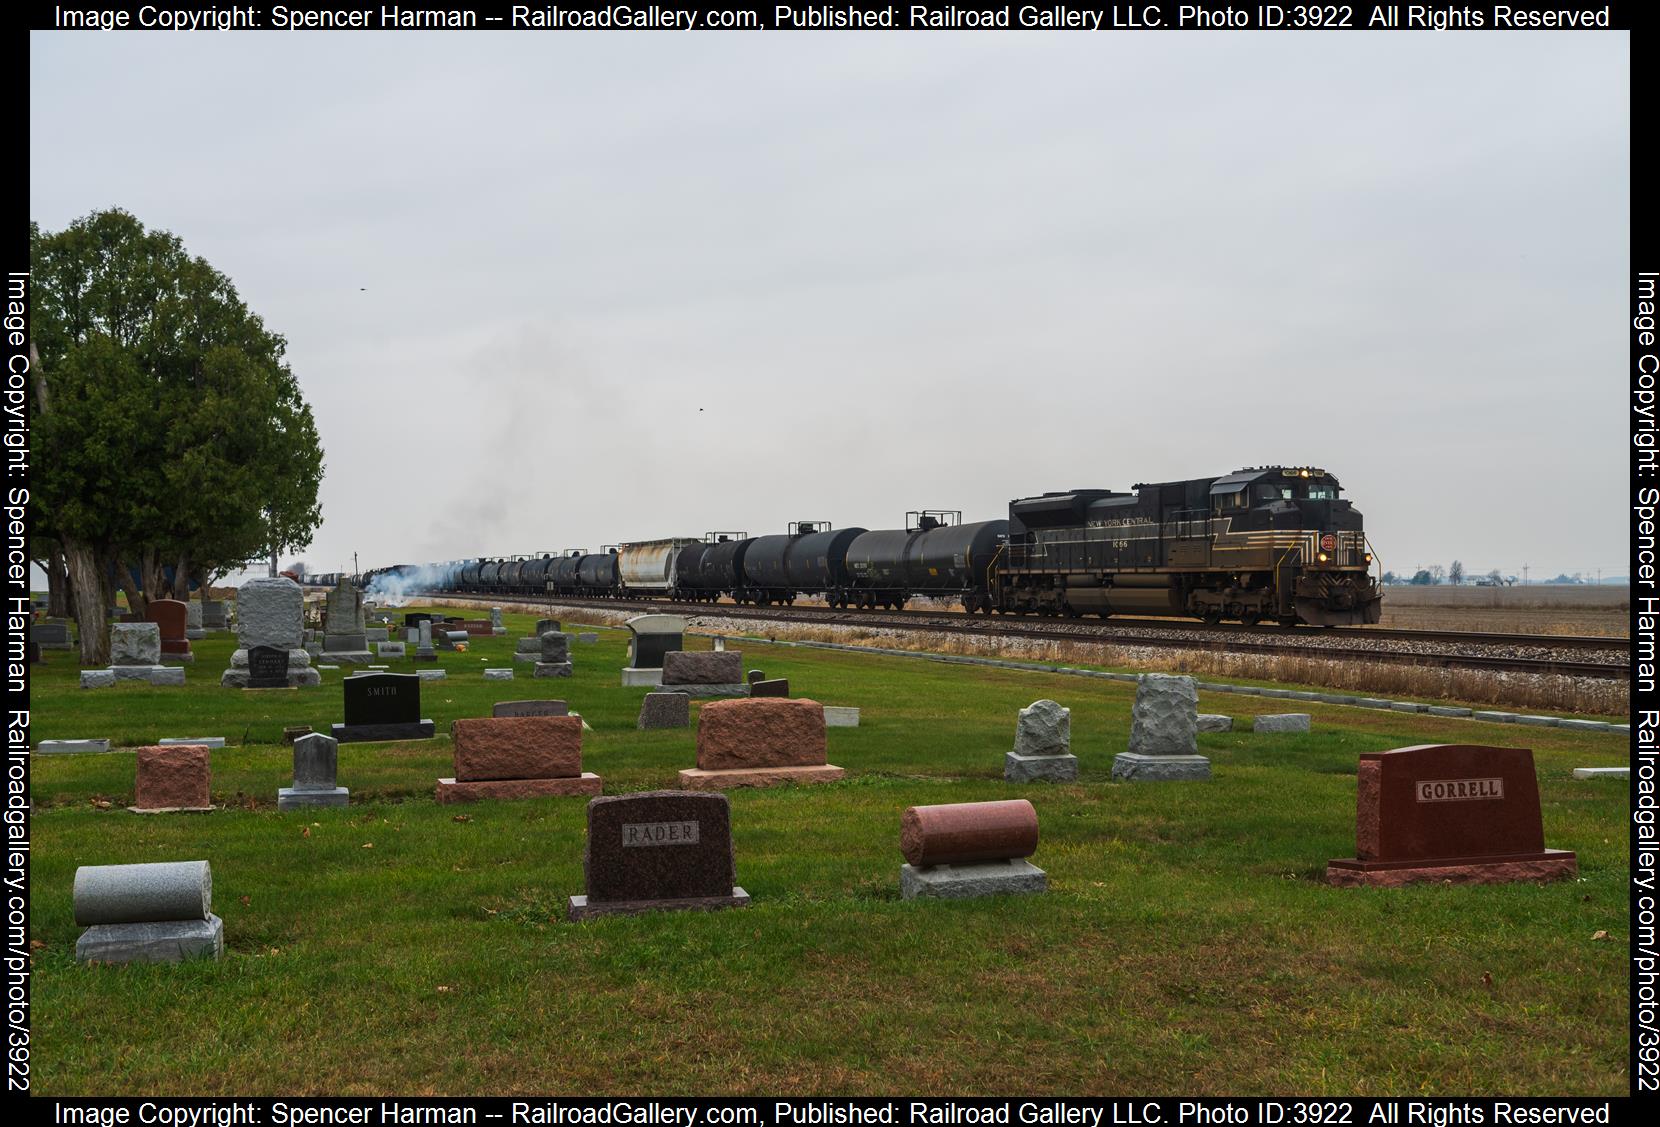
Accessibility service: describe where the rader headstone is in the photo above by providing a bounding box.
[568,791,748,919]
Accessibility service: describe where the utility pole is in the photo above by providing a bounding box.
[1522,564,1529,586]
[353,552,359,584]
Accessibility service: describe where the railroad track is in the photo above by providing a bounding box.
[425,592,1631,682]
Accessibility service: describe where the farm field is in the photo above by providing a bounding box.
[1375,584,1630,637]
[28,609,1630,1095]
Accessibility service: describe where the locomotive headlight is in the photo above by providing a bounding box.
[1365,553,1372,562]
[1300,469,1310,478]
[1318,552,1329,562]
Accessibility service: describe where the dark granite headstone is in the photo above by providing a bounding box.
[492,700,569,718]
[404,612,435,627]
[568,791,748,920]
[246,645,290,689]
[28,640,42,665]
[1327,744,1577,886]
[748,669,765,685]
[750,678,789,698]
[331,673,435,743]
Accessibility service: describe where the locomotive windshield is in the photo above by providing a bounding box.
[1255,482,1338,502]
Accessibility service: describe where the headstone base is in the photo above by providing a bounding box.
[513,652,541,664]
[622,667,663,687]
[277,786,350,810]
[416,669,446,680]
[185,628,206,641]
[567,888,749,921]
[1111,752,1212,782]
[533,663,572,679]
[658,683,747,698]
[1325,850,1577,888]
[322,650,374,665]
[1574,767,1628,779]
[435,773,603,804]
[1004,752,1079,783]
[159,737,225,748]
[677,764,846,791]
[823,706,860,727]
[493,627,507,636]
[105,665,183,685]
[900,859,1047,901]
[159,652,196,665]
[76,915,224,964]
[413,649,438,662]
[127,804,214,814]
[484,669,515,681]
[331,720,436,743]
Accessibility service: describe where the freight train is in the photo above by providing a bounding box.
[371,467,1382,626]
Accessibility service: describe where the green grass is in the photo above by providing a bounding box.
[27,608,1631,1095]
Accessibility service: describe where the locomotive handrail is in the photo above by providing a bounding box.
[984,544,1007,601]
[1272,544,1303,614]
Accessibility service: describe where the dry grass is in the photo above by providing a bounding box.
[1378,585,1630,637]
[436,599,1628,717]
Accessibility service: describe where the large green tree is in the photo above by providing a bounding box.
[31,209,324,664]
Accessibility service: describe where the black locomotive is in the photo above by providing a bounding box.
[377,466,1381,627]
[995,466,1380,626]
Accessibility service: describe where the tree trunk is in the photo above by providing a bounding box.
[62,537,110,666]
[116,563,146,623]
[46,543,68,618]
[137,547,166,612]
[173,552,193,601]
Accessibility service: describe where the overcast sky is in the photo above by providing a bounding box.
[30,30,1629,581]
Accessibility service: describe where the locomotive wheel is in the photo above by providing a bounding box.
[1277,615,1299,627]
[1241,612,1262,627]
[1201,611,1223,626]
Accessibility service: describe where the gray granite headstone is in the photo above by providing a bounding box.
[110,623,161,666]
[1006,699,1077,782]
[638,692,691,729]
[1128,674,1199,755]
[1253,714,1311,733]
[1197,714,1233,732]
[280,733,349,809]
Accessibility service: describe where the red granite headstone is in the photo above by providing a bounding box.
[132,745,212,812]
[145,599,191,658]
[1327,744,1576,887]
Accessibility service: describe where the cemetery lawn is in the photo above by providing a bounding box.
[28,612,1630,1096]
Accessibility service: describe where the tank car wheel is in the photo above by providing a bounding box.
[1240,612,1262,627]
[1201,611,1223,627]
